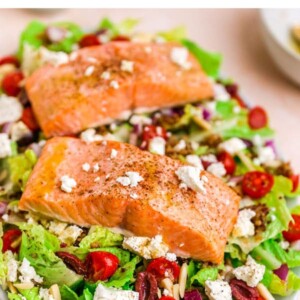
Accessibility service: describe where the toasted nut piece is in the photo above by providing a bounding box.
[173,283,180,300]
[179,262,188,298]
[14,282,34,290]
[160,278,173,296]
[7,282,17,294]
[49,284,61,300]
[257,283,275,300]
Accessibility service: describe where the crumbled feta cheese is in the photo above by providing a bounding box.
[101,71,110,80]
[163,289,171,296]
[233,106,241,114]
[110,80,119,89]
[219,138,246,155]
[123,235,169,260]
[84,65,95,76]
[2,213,9,221]
[170,47,191,70]
[190,141,199,151]
[186,155,204,169]
[252,134,263,147]
[129,115,152,126]
[94,283,139,300]
[173,139,186,152]
[144,46,152,53]
[233,256,265,287]
[205,279,232,300]
[179,182,188,190]
[82,163,91,172]
[19,258,43,284]
[94,177,100,182]
[116,176,131,187]
[86,57,98,64]
[148,137,166,155]
[48,221,68,236]
[99,34,109,44]
[207,162,226,178]
[232,209,256,238]
[200,154,217,163]
[93,163,100,172]
[121,60,134,73]
[130,192,138,199]
[80,128,103,142]
[111,149,118,159]
[39,288,54,300]
[280,241,290,250]
[59,225,83,245]
[60,175,77,193]
[239,197,255,208]
[117,171,144,188]
[254,146,275,166]
[11,121,32,142]
[0,95,23,124]
[166,253,177,262]
[175,166,206,194]
[7,254,19,282]
[212,83,231,101]
[0,133,11,158]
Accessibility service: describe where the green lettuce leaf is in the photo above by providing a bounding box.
[99,17,139,36]
[19,223,82,287]
[79,288,93,300]
[157,26,187,42]
[60,285,79,300]
[8,294,23,300]
[18,287,40,300]
[190,266,219,286]
[181,39,222,78]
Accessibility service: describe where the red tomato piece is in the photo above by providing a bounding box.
[217,151,236,175]
[112,35,130,42]
[21,107,40,131]
[79,34,101,48]
[0,55,20,67]
[2,71,24,96]
[248,106,268,129]
[289,174,299,193]
[283,214,300,242]
[142,125,167,143]
[84,251,119,282]
[242,171,274,199]
[2,229,22,253]
[146,257,180,282]
[160,297,176,300]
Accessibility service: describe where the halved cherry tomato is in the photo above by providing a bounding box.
[283,214,300,242]
[146,257,180,282]
[84,251,119,282]
[248,106,268,129]
[217,151,236,175]
[289,174,299,193]
[21,107,40,131]
[160,297,176,300]
[79,34,101,48]
[112,35,130,42]
[0,55,19,67]
[242,171,274,199]
[2,229,22,253]
[142,125,167,143]
[2,71,24,96]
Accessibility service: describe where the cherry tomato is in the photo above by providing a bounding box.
[79,34,101,48]
[283,214,300,242]
[0,55,19,67]
[2,71,24,96]
[217,151,236,175]
[242,171,274,199]
[2,229,22,253]
[160,297,176,300]
[21,107,40,131]
[248,106,268,129]
[146,257,180,282]
[112,35,130,42]
[85,251,119,282]
[289,174,299,193]
[142,125,167,143]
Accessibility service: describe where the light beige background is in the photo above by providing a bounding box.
[0,9,299,171]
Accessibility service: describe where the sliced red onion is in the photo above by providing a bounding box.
[0,201,8,217]
[228,175,244,185]
[171,106,184,116]
[265,140,277,156]
[241,138,253,148]
[28,142,43,157]
[133,124,143,135]
[46,26,68,43]
[184,289,203,300]
[273,264,289,281]
[202,108,212,121]
[1,122,13,134]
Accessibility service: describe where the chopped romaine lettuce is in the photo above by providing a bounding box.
[99,17,139,37]
[60,285,80,300]
[18,287,40,300]
[190,266,219,286]
[157,26,187,42]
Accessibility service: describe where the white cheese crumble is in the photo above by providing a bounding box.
[205,279,232,300]
[116,172,144,188]
[110,80,119,89]
[0,133,12,158]
[94,283,139,300]
[59,225,83,245]
[101,71,110,80]
[233,256,265,287]
[84,65,95,76]
[212,83,231,101]
[60,175,77,193]
[80,128,103,142]
[11,121,32,142]
[219,138,246,155]
[39,288,54,300]
[254,146,275,166]
[170,47,191,70]
[129,115,152,126]
[130,192,138,199]
[121,60,134,73]
[48,221,68,236]
[166,253,177,262]
[111,149,118,159]
[175,166,206,194]
[280,241,290,250]
[232,209,256,238]
[19,258,43,284]
[173,139,186,152]
[200,154,217,163]
[2,214,9,222]
[186,155,204,169]
[7,254,19,282]
[0,95,23,124]
[123,235,169,260]
[82,163,91,172]
[252,134,263,147]
[93,163,100,172]
[207,162,226,178]
[94,177,100,182]
[148,137,166,155]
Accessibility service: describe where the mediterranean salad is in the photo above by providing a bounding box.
[0,18,300,300]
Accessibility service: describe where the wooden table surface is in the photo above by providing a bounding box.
[1,8,299,171]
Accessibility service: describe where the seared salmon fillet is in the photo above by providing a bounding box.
[25,42,213,137]
[19,137,240,263]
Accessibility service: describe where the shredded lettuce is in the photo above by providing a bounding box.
[18,287,40,300]
[157,26,187,42]
[99,17,139,37]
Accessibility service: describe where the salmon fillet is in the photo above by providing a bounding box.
[19,137,240,263]
[25,42,213,138]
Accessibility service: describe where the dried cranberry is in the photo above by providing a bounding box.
[230,279,260,300]
[2,71,24,96]
[135,272,158,300]
[79,34,101,48]
[55,251,87,275]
